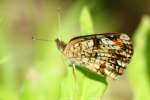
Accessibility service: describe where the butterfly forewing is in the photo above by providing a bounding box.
[56,33,133,79]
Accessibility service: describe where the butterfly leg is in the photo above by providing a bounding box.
[72,64,76,80]
[72,64,80,92]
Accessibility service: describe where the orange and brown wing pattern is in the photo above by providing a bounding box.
[56,33,133,79]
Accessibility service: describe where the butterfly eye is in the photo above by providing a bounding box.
[120,34,130,40]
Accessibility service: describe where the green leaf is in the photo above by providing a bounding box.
[80,6,94,34]
[128,16,150,100]
[60,6,107,100]
[71,6,108,100]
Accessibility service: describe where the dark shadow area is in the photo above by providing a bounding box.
[146,30,150,84]
[69,64,107,85]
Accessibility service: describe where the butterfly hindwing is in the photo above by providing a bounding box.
[56,33,133,79]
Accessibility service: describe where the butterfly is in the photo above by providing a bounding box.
[55,33,133,79]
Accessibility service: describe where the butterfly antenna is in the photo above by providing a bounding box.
[55,8,67,52]
[32,36,52,42]
[57,8,62,40]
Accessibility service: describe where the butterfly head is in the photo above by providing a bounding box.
[55,38,66,53]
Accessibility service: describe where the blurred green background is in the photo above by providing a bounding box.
[0,0,150,100]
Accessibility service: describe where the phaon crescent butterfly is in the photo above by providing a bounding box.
[56,33,133,79]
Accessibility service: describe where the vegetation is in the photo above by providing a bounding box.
[0,1,150,100]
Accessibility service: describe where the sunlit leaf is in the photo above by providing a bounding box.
[128,16,150,100]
